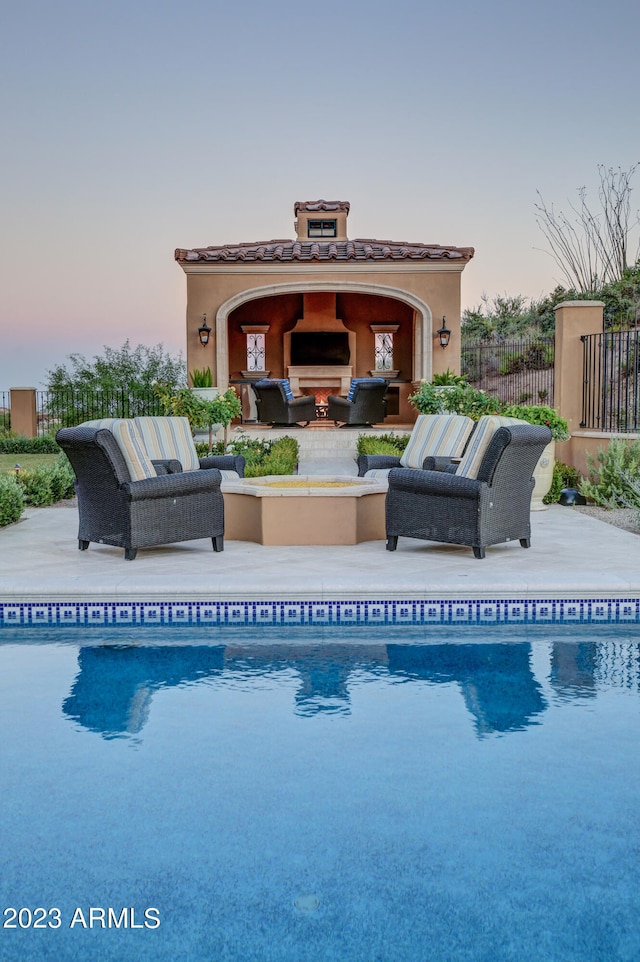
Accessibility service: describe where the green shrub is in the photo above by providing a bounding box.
[15,455,76,507]
[543,460,582,505]
[500,404,569,441]
[226,434,299,477]
[0,434,59,453]
[0,474,25,526]
[357,432,410,456]
[431,368,468,386]
[195,441,225,458]
[409,382,502,419]
[579,438,640,508]
[498,342,554,375]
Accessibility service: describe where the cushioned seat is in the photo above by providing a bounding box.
[385,423,551,559]
[56,425,226,560]
[252,379,317,426]
[327,378,388,426]
[357,414,474,479]
[81,417,245,478]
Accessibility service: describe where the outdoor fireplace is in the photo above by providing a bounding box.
[284,293,355,395]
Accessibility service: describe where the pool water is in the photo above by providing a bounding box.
[1,629,639,962]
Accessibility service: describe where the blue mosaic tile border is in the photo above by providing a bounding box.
[1,598,640,628]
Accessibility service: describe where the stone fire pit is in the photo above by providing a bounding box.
[222,475,387,545]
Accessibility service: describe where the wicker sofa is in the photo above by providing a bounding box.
[385,423,552,559]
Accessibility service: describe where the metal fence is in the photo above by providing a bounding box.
[581,330,640,432]
[35,388,163,436]
[0,392,9,433]
[461,337,555,405]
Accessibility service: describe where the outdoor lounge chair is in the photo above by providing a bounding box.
[327,378,388,426]
[385,423,551,558]
[56,424,226,560]
[358,414,474,478]
[252,379,317,426]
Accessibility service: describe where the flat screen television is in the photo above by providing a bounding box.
[290,332,350,366]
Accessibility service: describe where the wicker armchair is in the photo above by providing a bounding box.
[56,426,226,560]
[252,379,317,426]
[385,423,551,559]
[358,414,474,477]
[327,378,388,426]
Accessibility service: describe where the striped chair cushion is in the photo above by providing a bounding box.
[455,416,526,479]
[400,414,474,469]
[134,416,200,472]
[219,469,240,480]
[80,419,157,481]
[363,468,392,480]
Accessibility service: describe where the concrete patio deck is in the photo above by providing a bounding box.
[1,497,638,604]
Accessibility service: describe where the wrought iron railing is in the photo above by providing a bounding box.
[461,337,555,405]
[581,330,640,432]
[35,388,163,436]
[0,392,10,433]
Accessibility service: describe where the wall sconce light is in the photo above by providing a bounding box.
[198,314,212,347]
[437,316,451,349]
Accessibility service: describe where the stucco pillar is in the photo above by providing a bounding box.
[10,388,38,438]
[553,301,604,465]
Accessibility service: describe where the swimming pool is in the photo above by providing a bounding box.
[1,627,639,961]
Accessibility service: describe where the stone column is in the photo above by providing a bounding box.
[553,300,604,463]
[10,388,38,438]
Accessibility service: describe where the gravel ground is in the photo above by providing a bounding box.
[573,504,640,535]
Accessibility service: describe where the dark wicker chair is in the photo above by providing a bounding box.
[56,426,226,560]
[253,379,317,426]
[327,378,388,426]
[385,423,552,559]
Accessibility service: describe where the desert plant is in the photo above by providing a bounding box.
[579,438,640,507]
[0,474,25,526]
[498,342,555,376]
[431,369,468,386]
[190,367,213,388]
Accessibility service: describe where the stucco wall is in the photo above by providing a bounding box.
[180,264,465,387]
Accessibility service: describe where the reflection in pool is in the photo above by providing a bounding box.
[1,634,639,962]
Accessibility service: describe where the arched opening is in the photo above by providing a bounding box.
[215,281,434,396]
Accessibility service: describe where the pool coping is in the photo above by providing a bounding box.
[3,501,640,629]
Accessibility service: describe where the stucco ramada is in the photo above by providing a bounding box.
[175,200,474,424]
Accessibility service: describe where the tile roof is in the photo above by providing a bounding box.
[294,199,351,214]
[175,238,475,264]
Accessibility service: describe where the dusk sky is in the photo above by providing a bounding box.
[1,0,638,388]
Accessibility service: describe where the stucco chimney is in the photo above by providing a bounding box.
[293,200,350,241]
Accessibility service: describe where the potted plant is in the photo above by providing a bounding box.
[408,381,502,419]
[189,367,218,401]
[154,384,241,452]
[501,404,570,510]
